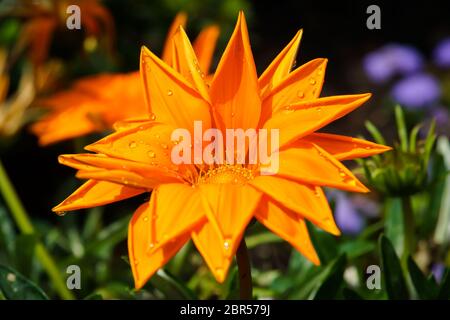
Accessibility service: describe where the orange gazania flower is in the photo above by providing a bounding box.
[53,12,390,289]
[31,13,220,145]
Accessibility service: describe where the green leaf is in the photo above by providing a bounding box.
[437,269,450,300]
[0,204,16,259]
[384,198,404,257]
[13,234,38,277]
[407,256,438,299]
[0,265,49,300]
[379,235,409,300]
[148,269,196,300]
[313,254,347,300]
[246,231,282,249]
[434,137,450,245]
[408,124,422,153]
[365,120,386,145]
[84,293,103,300]
[395,105,408,152]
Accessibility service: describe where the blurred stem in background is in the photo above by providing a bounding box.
[0,159,75,300]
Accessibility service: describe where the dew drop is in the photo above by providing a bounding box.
[283,105,294,114]
[365,146,371,150]
[167,90,173,96]
[224,240,231,250]
[309,78,316,85]
[316,107,322,112]
[147,151,156,158]
[149,243,154,249]
[161,143,168,150]
[231,112,235,117]
[143,216,149,222]
[134,260,139,265]
[58,211,67,216]
[129,141,137,148]
[339,170,346,178]
[6,273,16,282]
[150,113,156,121]
[297,90,305,98]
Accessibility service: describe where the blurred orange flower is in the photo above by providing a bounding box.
[53,12,390,289]
[13,0,114,66]
[31,13,220,145]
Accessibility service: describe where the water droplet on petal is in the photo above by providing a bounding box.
[161,143,168,150]
[150,113,156,121]
[129,141,137,148]
[143,216,149,222]
[297,90,305,98]
[167,90,173,96]
[224,240,230,250]
[316,107,322,112]
[309,78,316,85]
[148,151,156,158]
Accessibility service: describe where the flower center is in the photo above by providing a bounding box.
[197,165,255,185]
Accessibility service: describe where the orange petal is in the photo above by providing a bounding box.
[140,46,212,132]
[260,58,327,125]
[52,180,144,213]
[303,133,392,160]
[171,26,210,102]
[161,12,187,65]
[193,25,220,74]
[264,93,371,148]
[259,29,303,96]
[59,153,184,184]
[113,118,152,131]
[256,199,320,265]
[191,220,233,283]
[150,183,206,250]
[275,141,369,193]
[128,201,190,289]
[76,169,170,190]
[250,176,340,235]
[210,12,261,131]
[30,105,100,146]
[85,122,189,173]
[198,183,261,260]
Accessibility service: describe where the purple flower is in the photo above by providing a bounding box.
[431,106,449,127]
[431,263,445,283]
[334,193,364,235]
[391,73,441,109]
[433,38,450,68]
[363,44,424,83]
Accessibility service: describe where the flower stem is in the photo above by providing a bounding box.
[236,238,252,299]
[401,196,415,262]
[0,159,75,300]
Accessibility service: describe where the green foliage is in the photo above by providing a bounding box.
[0,265,48,300]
